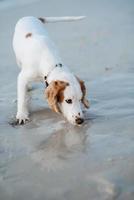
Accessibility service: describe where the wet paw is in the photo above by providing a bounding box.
[16,117,29,125]
[9,117,29,127]
[16,113,29,125]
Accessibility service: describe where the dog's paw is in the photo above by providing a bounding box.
[16,113,29,125]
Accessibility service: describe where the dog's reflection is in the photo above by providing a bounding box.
[31,124,89,171]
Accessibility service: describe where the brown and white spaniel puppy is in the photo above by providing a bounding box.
[13,16,89,125]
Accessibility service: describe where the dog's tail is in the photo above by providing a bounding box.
[38,16,86,23]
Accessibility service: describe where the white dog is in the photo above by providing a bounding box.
[13,16,89,125]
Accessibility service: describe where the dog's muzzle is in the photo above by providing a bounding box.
[75,117,84,125]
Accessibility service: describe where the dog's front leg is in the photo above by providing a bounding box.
[16,71,30,124]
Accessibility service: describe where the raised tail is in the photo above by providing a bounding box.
[38,16,86,23]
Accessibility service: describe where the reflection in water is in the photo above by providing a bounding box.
[32,124,90,171]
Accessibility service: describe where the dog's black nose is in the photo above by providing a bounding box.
[75,118,84,125]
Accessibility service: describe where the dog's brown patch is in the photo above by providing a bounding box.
[76,76,90,109]
[25,33,32,38]
[45,81,69,113]
[38,17,45,23]
[57,90,64,103]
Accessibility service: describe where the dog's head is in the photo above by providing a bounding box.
[45,78,89,125]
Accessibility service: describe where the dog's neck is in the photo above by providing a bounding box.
[44,63,63,87]
[44,63,71,87]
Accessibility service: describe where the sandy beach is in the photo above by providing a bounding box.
[0,0,134,199]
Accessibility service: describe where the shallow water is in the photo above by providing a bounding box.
[0,0,134,199]
[0,0,39,10]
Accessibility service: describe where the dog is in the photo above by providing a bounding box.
[13,16,89,125]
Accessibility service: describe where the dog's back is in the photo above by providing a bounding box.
[13,16,85,71]
[13,16,61,73]
[14,16,48,36]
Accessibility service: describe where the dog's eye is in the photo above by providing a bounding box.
[65,99,72,104]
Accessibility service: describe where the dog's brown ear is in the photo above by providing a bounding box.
[45,81,69,113]
[76,76,90,109]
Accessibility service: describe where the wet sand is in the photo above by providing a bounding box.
[0,0,134,199]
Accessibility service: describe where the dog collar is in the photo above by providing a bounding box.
[44,63,63,88]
